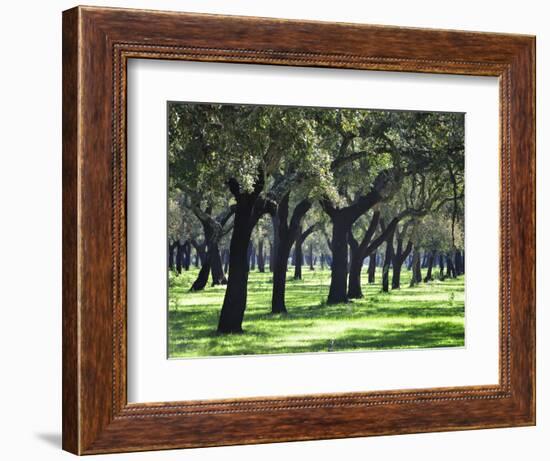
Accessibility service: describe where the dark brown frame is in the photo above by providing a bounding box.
[62,5,536,455]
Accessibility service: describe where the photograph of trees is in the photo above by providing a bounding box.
[167,102,465,358]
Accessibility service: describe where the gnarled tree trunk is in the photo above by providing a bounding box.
[271,194,312,314]
[218,176,273,333]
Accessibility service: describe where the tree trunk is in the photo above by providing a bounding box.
[327,217,350,304]
[217,197,257,333]
[391,238,413,289]
[454,249,463,275]
[210,242,227,286]
[347,252,364,298]
[391,264,402,289]
[168,241,177,271]
[247,242,255,271]
[271,237,292,314]
[175,241,186,274]
[190,246,210,292]
[438,253,445,280]
[294,231,303,280]
[368,251,376,283]
[182,241,191,270]
[269,194,312,314]
[446,253,457,279]
[409,249,422,287]
[424,251,435,282]
[382,240,392,293]
[257,239,265,272]
[269,240,274,272]
[223,248,229,274]
[320,253,326,270]
[309,243,315,270]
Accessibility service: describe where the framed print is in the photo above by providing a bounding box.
[62,5,535,455]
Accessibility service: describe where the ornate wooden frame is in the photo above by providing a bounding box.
[62,5,536,455]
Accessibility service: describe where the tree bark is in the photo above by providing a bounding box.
[257,239,265,272]
[424,251,435,282]
[327,216,351,303]
[409,248,422,287]
[270,194,312,313]
[368,251,376,283]
[446,253,457,279]
[347,212,388,299]
[248,242,255,271]
[382,237,393,293]
[189,240,208,291]
[218,176,273,333]
[308,243,315,270]
[391,236,413,289]
[454,249,463,276]
[321,174,391,304]
[293,226,303,280]
[175,241,185,274]
[182,240,191,270]
[168,241,178,271]
[268,240,274,272]
[209,242,227,286]
[223,248,229,275]
[271,237,292,314]
[438,253,445,280]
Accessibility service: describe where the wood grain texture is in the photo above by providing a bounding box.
[62,5,536,455]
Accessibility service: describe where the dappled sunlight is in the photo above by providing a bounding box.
[168,268,464,358]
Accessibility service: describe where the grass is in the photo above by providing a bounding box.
[168,267,464,358]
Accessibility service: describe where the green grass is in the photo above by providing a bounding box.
[168,268,464,358]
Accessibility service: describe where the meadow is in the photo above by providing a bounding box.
[168,268,465,358]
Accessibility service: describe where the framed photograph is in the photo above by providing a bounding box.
[62,5,535,455]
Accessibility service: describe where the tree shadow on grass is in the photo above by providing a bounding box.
[312,321,465,352]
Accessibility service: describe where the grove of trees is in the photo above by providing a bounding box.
[168,103,465,334]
